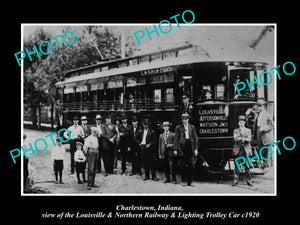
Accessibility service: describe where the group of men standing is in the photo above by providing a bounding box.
[62,97,274,190]
[63,112,199,189]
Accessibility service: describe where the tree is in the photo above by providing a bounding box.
[24,25,138,128]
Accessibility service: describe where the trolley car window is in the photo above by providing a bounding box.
[150,53,162,62]
[154,89,161,103]
[230,69,256,100]
[90,82,104,91]
[150,73,174,84]
[166,88,174,102]
[163,50,176,60]
[126,76,146,87]
[107,77,123,89]
[215,84,225,98]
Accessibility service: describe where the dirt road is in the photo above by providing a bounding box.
[23,128,275,195]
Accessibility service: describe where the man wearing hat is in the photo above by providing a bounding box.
[203,89,213,101]
[129,115,143,175]
[232,115,253,186]
[83,127,99,190]
[64,115,85,175]
[254,98,274,168]
[101,114,118,176]
[180,94,193,115]
[95,114,103,173]
[118,113,133,174]
[159,121,176,184]
[81,116,91,139]
[137,118,158,181]
[174,113,198,187]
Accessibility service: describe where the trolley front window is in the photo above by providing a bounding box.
[229,68,257,101]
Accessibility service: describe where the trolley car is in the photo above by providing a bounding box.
[55,43,272,172]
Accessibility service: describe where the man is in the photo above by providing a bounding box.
[232,115,253,186]
[81,116,91,139]
[95,114,103,173]
[174,114,198,187]
[158,121,176,184]
[101,114,118,176]
[180,95,193,115]
[137,119,158,181]
[83,127,99,190]
[118,113,132,174]
[254,98,274,168]
[64,115,84,175]
[129,115,143,176]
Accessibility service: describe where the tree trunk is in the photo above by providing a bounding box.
[37,104,41,128]
[32,105,37,128]
[50,102,54,128]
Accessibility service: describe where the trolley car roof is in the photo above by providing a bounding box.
[55,56,267,88]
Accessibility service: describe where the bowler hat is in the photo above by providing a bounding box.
[238,115,246,121]
[162,121,170,126]
[81,116,87,120]
[76,142,83,147]
[142,118,150,125]
[203,89,213,94]
[181,113,191,119]
[73,115,79,120]
[121,113,127,119]
[132,115,138,122]
[105,114,111,119]
[257,98,267,106]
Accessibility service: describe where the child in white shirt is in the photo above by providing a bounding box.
[52,138,65,184]
[74,142,87,184]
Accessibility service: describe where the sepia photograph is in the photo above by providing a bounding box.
[21,24,276,195]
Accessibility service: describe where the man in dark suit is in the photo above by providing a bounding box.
[137,119,158,181]
[159,121,176,184]
[254,98,274,168]
[118,113,133,174]
[129,116,143,176]
[101,114,118,176]
[95,114,103,173]
[174,114,198,187]
[232,115,252,186]
[179,95,193,115]
[81,116,91,139]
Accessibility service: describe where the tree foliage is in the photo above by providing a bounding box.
[23,25,138,126]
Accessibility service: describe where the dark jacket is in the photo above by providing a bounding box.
[136,128,156,152]
[174,123,198,156]
[101,123,118,150]
[118,123,132,147]
[158,131,175,159]
[129,124,143,148]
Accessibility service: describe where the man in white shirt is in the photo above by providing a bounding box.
[84,127,99,190]
[64,116,84,175]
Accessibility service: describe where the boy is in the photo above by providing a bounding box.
[74,142,87,184]
[52,138,65,184]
